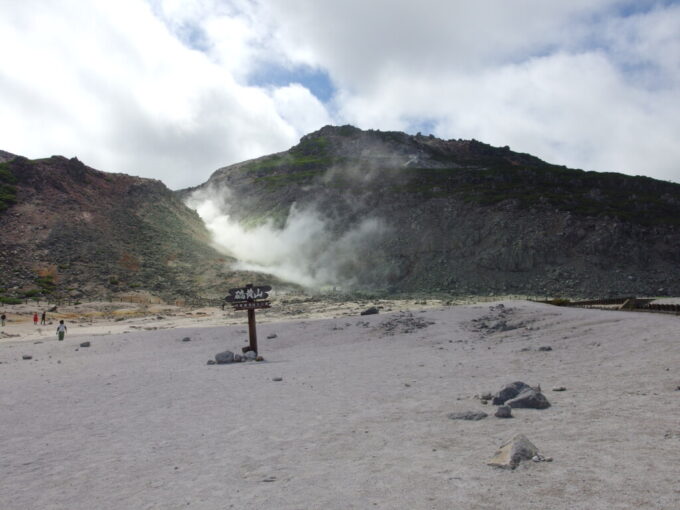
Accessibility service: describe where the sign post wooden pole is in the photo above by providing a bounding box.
[247,308,258,354]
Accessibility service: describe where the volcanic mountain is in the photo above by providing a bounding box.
[183,125,680,297]
[0,154,271,302]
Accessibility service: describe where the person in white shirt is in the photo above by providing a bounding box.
[56,320,67,341]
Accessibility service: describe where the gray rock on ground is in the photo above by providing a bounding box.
[495,405,512,418]
[448,411,488,421]
[215,351,235,364]
[182,337,191,342]
[492,381,531,405]
[492,381,550,409]
[79,341,91,348]
[488,434,539,469]
[244,350,257,361]
[506,388,551,409]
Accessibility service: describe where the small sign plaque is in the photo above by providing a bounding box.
[225,285,271,302]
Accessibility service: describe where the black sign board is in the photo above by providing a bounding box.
[225,284,271,302]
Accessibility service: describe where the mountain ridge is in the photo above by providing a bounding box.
[185,125,680,296]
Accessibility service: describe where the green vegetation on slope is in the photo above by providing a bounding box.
[0,162,17,212]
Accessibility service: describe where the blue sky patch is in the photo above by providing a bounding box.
[248,64,336,103]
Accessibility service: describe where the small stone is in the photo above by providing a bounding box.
[552,386,567,392]
[447,411,488,421]
[481,399,488,405]
[207,360,216,365]
[272,377,283,382]
[181,337,191,342]
[22,355,32,360]
[233,354,243,362]
[255,356,264,362]
[495,405,512,418]
[538,346,552,351]
[266,333,277,339]
[79,341,91,348]
[244,350,257,361]
[480,392,493,400]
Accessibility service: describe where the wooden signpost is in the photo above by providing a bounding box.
[226,284,271,354]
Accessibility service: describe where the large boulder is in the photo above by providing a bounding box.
[488,434,539,469]
[215,351,235,364]
[491,381,531,405]
[506,388,551,409]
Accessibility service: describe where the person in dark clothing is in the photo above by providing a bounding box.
[41,311,46,325]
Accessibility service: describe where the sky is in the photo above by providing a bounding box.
[1,0,679,189]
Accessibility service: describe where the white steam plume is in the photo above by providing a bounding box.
[186,186,385,288]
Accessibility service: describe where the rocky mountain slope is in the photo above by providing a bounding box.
[184,125,680,297]
[0,154,271,302]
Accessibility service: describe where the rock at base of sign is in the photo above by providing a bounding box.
[360,307,379,316]
[233,354,243,362]
[447,411,488,421]
[79,341,91,348]
[488,434,539,469]
[215,351,235,364]
[244,350,257,361]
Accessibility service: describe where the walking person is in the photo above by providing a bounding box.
[56,320,67,341]
[41,311,46,325]
[33,312,38,326]
[1,313,5,327]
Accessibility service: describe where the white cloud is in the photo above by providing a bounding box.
[0,0,678,186]
[0,0,322,188]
